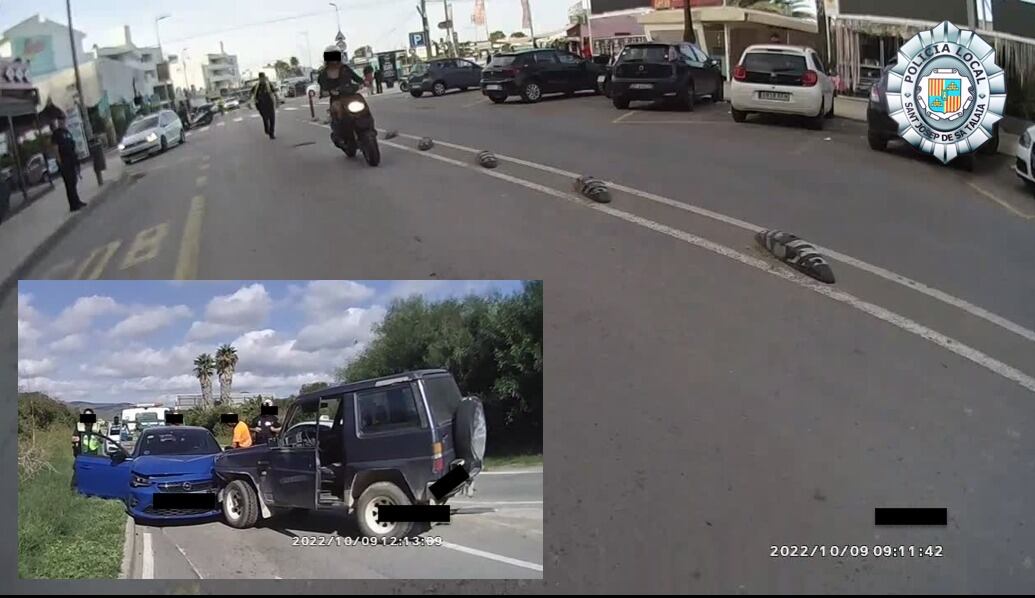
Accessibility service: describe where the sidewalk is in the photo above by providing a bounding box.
[0,150,127,294]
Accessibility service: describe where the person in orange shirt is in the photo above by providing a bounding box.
[230,418,252,448]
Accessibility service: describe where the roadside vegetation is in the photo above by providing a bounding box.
[17,393,126,579]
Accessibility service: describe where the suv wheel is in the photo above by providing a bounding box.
[410,89,423,98]
[432,81,447,97]
[520,81,543,103]
[488,94,507,104]
[679,81,695,112]
[356,482,413,539]
[454,396,487,472]
[222,479,259,528]
[867,131,888,151]
[731,107,747,122]
[612,96,630,110]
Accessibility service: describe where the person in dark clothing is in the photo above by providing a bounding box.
[318,47,366,146]
[49,117,86,212]
[250,400,282,445]
[374,68,383,94]
[251,72,277,139]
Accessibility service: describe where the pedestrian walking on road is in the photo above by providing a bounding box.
[363,65,375,95]
[251,72,277,139]
[49,116,87,212]
[374,68,384,94]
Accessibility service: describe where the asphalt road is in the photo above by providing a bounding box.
[130,468,543,579]
[9,89,1035,591]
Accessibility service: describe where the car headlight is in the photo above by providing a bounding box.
[131,474,150,487]
[347,100,366,113]
[145,132,158,143]
[117,143,125,151]
[1021,130,1032,149]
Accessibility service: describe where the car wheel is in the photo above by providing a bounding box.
[825,98,835,118]
[520,81,543,103]
[713,82,724,102]
[222,479,259,529]
[488,94,507,104]
[410,89,423,98]
[679,81,695,112]
[355,482,413,539]
[955,153,976,172]
[731,107,747,123]
[808,102,825,130]
[612,96,630,110]
[867,131,888,151]
[432,81,447,97]
[978,126,1000,155]
[160,136,168,152]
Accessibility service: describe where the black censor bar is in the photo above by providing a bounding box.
[874,508,947,526]
[220,413,239,425]
[429,465,470,501]
[261,404,278,416]
[376,505,450,523]
[153,492,217,510]
[166,412,184,425]
[79,413,97,424]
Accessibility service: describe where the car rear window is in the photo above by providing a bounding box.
[422,375,462,424]
[619,45,670,63]
[490,56,517,67]
[742,52,807,75]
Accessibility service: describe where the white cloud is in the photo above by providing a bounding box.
[115,374,198,393]
[19,358,56,377]
[298,281,376,318]
[18,318,42,346]
[18,376,81,394]
[185,320,244,341]
[204,284,272,326]
[18,293,40,321]
[294,306,385,351]
[49,333,88,353]
[18,293,43,347]
[53,295,123,334]
[91,343,206,379]
[110,305,192,338]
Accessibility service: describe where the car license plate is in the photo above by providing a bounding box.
[758,91,791,101]
[485,84,502,90]
[630,83,654,90]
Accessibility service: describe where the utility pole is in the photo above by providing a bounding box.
[682,0,696,43]
[815,0,829,66]
[441,0,454,58]
[417,1,432,59]
[65,0,93,139]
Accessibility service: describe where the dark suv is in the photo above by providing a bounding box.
[409,58,484,97]
[481,49,602,104]
[214,369,486,539]
[610,42,723,111]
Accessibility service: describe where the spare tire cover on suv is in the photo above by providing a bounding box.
[453,396,486,471]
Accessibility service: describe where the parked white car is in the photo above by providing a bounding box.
[224,98,241,110]
[1016,124,1035,193]
[118,110,185,164]
[730,44,835,129]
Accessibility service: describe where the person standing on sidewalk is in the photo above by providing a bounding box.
[251,72,277,139]
[49,117,86,212]
[362,65,375,95]
[374,68,383,94]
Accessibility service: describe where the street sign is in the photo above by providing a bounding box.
[409,31,426,48]
[437,20,453,30]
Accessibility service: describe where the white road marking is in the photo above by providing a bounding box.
[284,107,298,111]
[216,122,225,127]
[163,530,205,579]
[964,180,1035,220]
[440,541,543,573]
[480,469,542,476]
[197,126,209,133]
[462,97,491,108]
[391,132,1035,346]
[250,113,260,118]
[142,532,154,579]
[232,117,243,122]
[382,139,1035,394]
[612,110,635,124]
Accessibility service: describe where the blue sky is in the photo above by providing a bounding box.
[18,279,523,404]
[3,0,574,84]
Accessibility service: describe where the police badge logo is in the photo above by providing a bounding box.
[885,21,1006,164]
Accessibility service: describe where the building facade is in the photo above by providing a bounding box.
[203,43,240,97]
[0,14,87,78]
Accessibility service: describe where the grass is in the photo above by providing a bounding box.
[18,426,127,579]
[483,453,543,469]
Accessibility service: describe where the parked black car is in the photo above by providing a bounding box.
[481,49,602,104]
[867,64,998,170]
[409,58,484,97]
[610,42,724,111]
[592,54,614,97]
[215,369,487,539]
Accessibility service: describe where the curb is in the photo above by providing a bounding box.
[119,514,135,579]
[0,168,132,299]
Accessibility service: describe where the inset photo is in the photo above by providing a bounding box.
[18,280,543,580]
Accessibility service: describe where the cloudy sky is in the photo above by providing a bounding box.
[4,0,575,86]
[18,279,522,405]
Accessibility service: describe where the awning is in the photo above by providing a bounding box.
[0,95,37,119]
[639,6,818,34]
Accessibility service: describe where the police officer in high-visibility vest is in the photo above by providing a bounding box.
[72,408,102,456]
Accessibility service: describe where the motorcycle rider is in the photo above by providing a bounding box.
[318,46,365,149]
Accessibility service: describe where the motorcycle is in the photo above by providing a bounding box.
[328,88,380,167]
[187,104,214,129]
[399,79,410,93]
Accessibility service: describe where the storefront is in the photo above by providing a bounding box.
[0,57,54,217]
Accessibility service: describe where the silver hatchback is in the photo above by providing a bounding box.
[118,110,185,164]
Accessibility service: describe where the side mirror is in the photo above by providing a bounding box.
[110,449,127,464]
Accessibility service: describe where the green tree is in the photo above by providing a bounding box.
[300,381,331,395]
[489,30,506,43]
[215,344,238,405]
[511,32,527,39]
[193,353,215,405]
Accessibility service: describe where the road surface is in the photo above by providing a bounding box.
[6,89,1035,591]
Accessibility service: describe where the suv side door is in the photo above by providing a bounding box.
[345,381,432,497]
[270,401,319,508]
[533,51,563,93]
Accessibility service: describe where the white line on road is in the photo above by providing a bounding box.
[232,117,243,122]
[163,530,205,579]
[964,180,1035,220]
[440,541,543,573]
[392,132,1035,346]
[284,107,298,111]
[381,139,1035,394]
[198,126,209,133]
[462,97,491,108]
[142,532,154,579]
[452,500,544,505]
[480,469,543,475]
[216,122,225,127]
[612,110,635,124]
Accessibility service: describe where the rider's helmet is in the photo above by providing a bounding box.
[262,399,274,407]
[323,45,343,64]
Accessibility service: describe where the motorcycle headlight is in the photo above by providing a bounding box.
[130,474,150,487]
[347,100,366,114]
[1021,130,1032,149]
[146,132,158,143]
[117,143,125,151]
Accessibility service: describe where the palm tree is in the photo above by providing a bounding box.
[193,354,215,405]
[215,344,238,405]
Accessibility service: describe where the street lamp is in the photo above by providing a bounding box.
[329,2,342,34]
[180,48,191,103]
[155,14,170,57]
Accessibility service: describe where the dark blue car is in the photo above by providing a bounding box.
[74,426,223,523]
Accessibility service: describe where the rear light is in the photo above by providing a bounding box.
[802,70,818,87]
[432,441,444,474]
[733,65,747,81]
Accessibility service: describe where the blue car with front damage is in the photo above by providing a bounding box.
[73,425,223,523]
